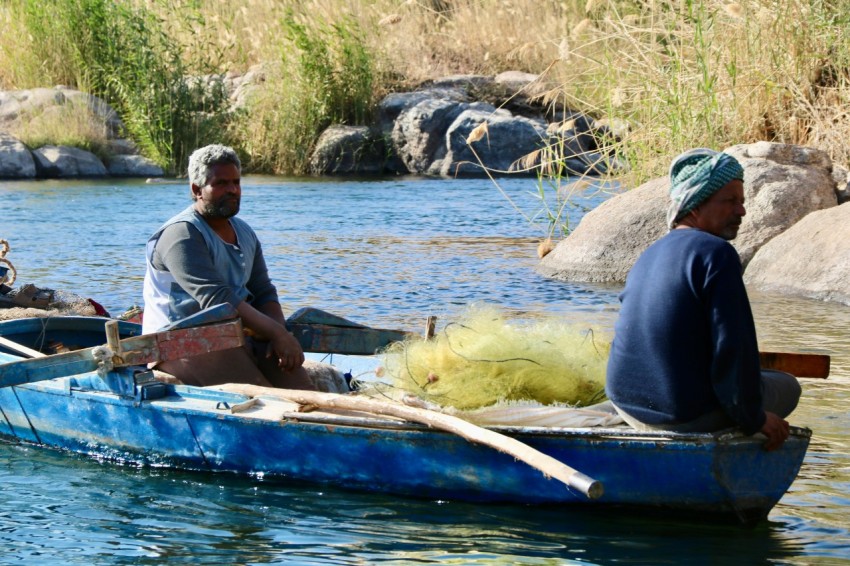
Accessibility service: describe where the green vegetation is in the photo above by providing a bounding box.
[0,0,847,184]
[236,13,376,174]
[1,0,230,172]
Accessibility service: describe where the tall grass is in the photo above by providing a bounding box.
[1,0,848,182]
[236,12,376,174]
[0,0,230,173]
[12,102,112,161]
[542,0,850,186]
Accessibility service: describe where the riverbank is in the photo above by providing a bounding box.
[1,0,848,185]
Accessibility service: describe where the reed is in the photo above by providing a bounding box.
[1,0,847,182]
[0,0,230,174]
[235,12,376,174]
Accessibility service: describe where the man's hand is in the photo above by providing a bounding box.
[760,411,790,451]
[269,329,305,371]
[236,300,305,371]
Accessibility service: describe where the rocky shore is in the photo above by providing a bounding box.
[539,141,850,305]
[3,74,850,307]
[0,70,623,180]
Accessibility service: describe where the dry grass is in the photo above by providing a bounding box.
[2,0,848,180]
[10,102,111,160]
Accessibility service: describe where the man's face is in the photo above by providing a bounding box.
[690,179,746,240]
[192,163,241,219]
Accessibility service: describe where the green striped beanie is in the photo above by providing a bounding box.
[666,148,744,229]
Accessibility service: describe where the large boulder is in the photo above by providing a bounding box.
[105,154,164,177]
[537,177,669,283]
[744,204,850,304]
[0,133,36,179]
[0,87,123,137]
[539,142,841,284]
[32,145,107,178]
[309,125,386,176]
[724,142,836,265]
[434,107,547,177]
[378,88,469,138]
[0,88,64,128]
[391,98,474,174]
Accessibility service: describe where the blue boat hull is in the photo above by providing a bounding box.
[0,317,810,523]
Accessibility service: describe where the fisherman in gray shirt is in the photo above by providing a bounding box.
[143,144,317,389]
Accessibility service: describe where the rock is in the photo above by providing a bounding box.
[543,115,626,176]
[538,177,669,283]
[56,87,125,137]
[105,154,165,177]
[494,71,548,97]
[107,138,140,156]
[303,359,349,393]
[724,142,836,265]
[428,74,494,91]
[0,87,124,138]
[744,204,850,304]
[229,65,267,110]
[378,88,469,137]
[435,107,547,177]
[0,88,64,128]
[540,142,841,283]
[391,98,472,174]
[309,125,386,176]
[833,163,850,204]
[0,133,36,179]
[32,145,107,178]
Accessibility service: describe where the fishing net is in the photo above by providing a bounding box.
[371,305,611,411]
[0,287,100,321]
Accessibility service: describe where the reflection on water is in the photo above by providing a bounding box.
[0,444,830,565]
[1,177,849,562]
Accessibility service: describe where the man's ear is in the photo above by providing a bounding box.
[190,183,201,201]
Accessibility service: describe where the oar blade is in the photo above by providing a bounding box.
[760,351,830,379]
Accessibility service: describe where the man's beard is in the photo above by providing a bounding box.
[200,196,240,218]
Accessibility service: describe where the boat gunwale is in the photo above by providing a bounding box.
[19,377,812,448]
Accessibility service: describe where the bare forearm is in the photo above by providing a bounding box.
[237,301,285,339]
[236,300,304,370]
[257,300,287,327]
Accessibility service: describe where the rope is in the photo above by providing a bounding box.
[0,239,16,286]
[91,345,115,376]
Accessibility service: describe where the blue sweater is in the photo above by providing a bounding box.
[605,229,766,434]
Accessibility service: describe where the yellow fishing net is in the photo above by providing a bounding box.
[376,305,611,410]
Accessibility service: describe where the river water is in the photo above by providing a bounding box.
[1,177,848,564]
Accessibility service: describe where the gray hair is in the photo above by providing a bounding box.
[187,144,241,187]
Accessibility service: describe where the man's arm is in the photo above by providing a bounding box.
[237,300,304,371]
[705,244,766,434]
[243,240,304,370]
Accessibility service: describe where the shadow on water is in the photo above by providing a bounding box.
[0,442,815,565]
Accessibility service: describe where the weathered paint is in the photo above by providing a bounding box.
[0,318,244,387]
[0,315,811,524]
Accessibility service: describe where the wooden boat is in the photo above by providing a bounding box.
[0,308,812,525]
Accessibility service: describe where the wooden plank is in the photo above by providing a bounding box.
[0,318,244,388]
[117,321,246,365]
[760,351,830,379]
[287,307,366,328]
[289,322,413,355]
[0,336,45,358]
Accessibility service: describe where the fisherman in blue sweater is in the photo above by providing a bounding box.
[605,148,801,451]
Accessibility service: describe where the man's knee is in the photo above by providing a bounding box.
[761,369,802,418]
